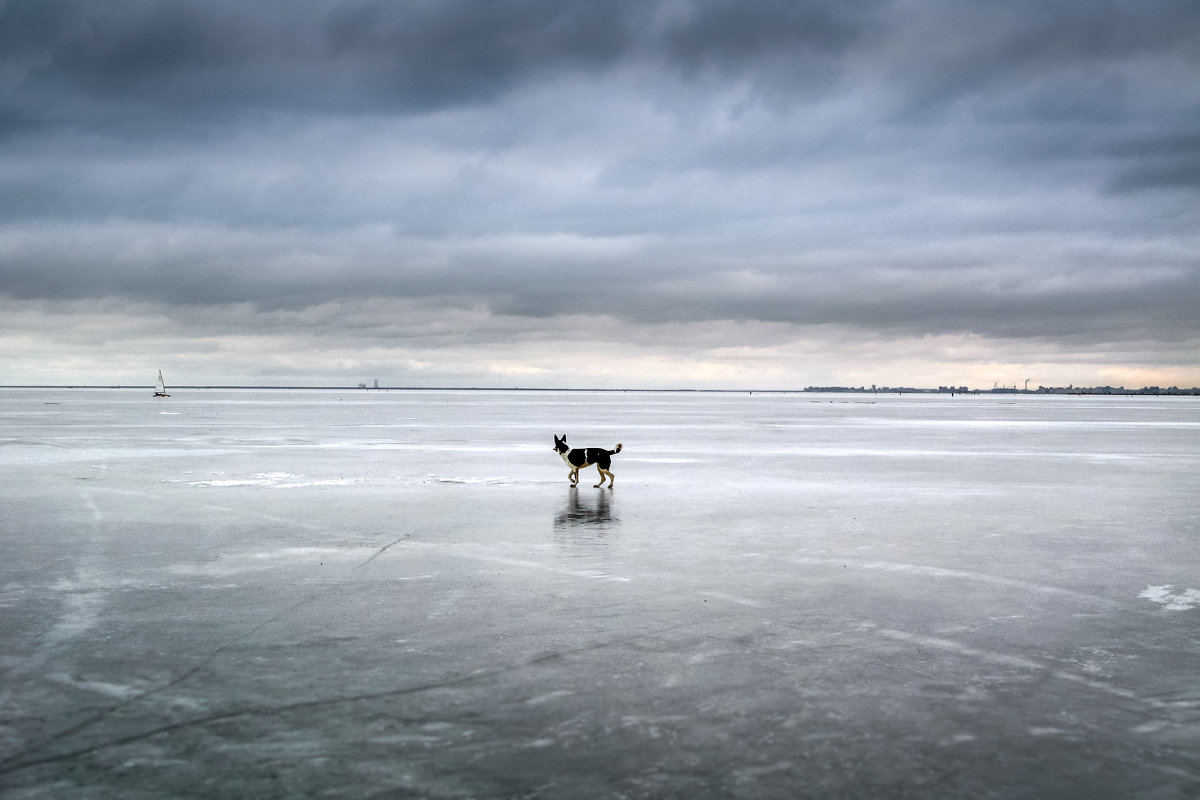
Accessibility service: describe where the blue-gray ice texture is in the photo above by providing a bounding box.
[1,389,1198,798]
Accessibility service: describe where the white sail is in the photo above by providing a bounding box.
[154,371,170,397]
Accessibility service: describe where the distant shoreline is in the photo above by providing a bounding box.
[3,385,1199,396]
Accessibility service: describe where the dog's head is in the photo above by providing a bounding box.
[553,434,569,454]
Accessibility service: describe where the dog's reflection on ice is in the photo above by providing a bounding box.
[553,487,618,533]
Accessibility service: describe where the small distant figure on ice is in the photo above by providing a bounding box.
[553,435,622,488]
[153,370,170,397]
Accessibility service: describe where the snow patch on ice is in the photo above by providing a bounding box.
[1029,727,1075,738]
[167,546,370,576]
[429,474,512,485]
[1139,585,1200,611]
[526,690,574,706]
[877,629,1044,671]
[0,446,232,465]
[405,542,630,582]
[791,557,1120,607]
[44,590,105,643]
[878,627,1179,711]
[257,546,348,558]
[698,590,763,608]
[177,472,359,488]
[46,672,142,699]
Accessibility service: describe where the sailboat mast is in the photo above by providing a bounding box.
[154,370,170,397]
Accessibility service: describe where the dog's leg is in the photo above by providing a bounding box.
[569,468,579,486]
[593,467,610,488]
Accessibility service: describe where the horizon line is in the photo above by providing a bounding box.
[3,384,1199,395]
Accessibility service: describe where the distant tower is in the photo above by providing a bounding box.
[373,378,379,389]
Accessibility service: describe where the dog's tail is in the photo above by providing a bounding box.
[612,443,623,454]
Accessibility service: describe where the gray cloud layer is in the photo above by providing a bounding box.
[1,0,1198,385]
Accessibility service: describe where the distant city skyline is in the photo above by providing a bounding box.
[1,1,1197,389]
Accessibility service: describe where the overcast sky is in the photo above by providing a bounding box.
[2,0,1198,389]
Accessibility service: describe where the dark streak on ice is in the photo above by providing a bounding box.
[0,534,413,776]
[357,536,408,569]
[0,622,690,777]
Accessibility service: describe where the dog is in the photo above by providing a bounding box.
[553,435,623,488]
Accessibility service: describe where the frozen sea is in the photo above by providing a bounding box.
[1,388,1198,798]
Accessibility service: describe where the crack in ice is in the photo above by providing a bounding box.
[1,534,415,775]
[0,622,691,777]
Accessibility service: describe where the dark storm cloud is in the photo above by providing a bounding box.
[0,0,646,123]
[2,0,900,127]
[3,0,1195,122]
[1105,132,1200,193]
[321,0,642,107]
[0,0,1198,374]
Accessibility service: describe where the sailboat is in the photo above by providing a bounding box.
[153,370,171,397]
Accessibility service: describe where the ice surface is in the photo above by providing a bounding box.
[1,388,1199,797]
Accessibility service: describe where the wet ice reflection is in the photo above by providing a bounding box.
[553,487,618,532]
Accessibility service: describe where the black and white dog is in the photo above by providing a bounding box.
[553,435,623,488]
